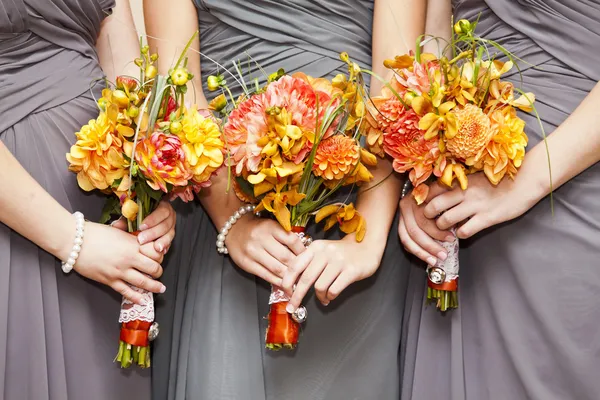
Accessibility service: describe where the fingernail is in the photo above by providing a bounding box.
[445,235,455,242]
[322,301,330,307]
[160,285,166,294]
[427,257,437,266]
[286,304,295,313]
[139,224,149,231]
[157,243,164,253]
[437,251,447,261]
[137,234,146,244]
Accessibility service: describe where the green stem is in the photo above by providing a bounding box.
[174,31,199,70]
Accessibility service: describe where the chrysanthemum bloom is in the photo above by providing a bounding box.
[313,135,360,180]
[473,107,528,185]
[380,98,442,188]
[135,131,191,192]
[66,113,128,191]
[446,104,494,164]
[179,107,225,185]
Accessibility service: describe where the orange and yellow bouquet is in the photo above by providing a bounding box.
[209,54,376,349]
[368,19,536,311]
[66,35,224,367]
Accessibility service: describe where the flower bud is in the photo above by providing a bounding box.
[112,90,130,108]
[403,92,416,106]
[206,75,221,91]
[169,121,183,134]
[116,76,138,92]
[141,45,150,55]
[340,52,350,63]
[122,198,139,221]
[134,58,143,67]
[170,68,189,86]
[209,93,227,112]
[145,65,158,80]
[454,19,472,35]
[127,106,140,119]
[150,54,159,62]
[97,97,107,111]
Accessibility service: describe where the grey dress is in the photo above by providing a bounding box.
[401,1,600,399]
[0,1,150,399]
[152,1,409,399]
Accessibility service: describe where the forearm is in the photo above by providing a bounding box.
[0,143,73,261]
[370,0,427,93]
[96,0,141,80]
[197,171,246,228]
[424,0,452,54]
[519,82,600,205]
[144,0,208,108]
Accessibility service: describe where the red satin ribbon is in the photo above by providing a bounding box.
[291,226,306,233]
[265,302,299,346]
[428,278,458,291]
[120,320,151,347]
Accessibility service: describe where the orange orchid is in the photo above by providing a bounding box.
[255,182,305,231]
[315,203,366,242]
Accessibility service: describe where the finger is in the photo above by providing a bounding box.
[138,214,175,245]
[133,254,164,279]
[110,217,127,231]
[424,190,465,219]
[456,213,493,239]
[111,281,145,305]
[140,242,164,264]
[398,217,438,266]
[273,229,306,256]
[436,203,474,231]
[419,215,454,242]
[314,263,342,305]
[327,269,357,302]
[425,181,450,202]
[122,269,166,294]
[264,237,297,267]
[154,228,175,254]
[253,245,289,278]
[246,260,283,287]
[140,201,173,231]
[287,254,328,311]
[403,205,448,260]
[281,249,314,296]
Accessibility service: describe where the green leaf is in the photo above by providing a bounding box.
[235,176,255,198]
[99,196,121,224]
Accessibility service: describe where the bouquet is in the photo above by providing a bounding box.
[66,35,224,367]
[368,19,537,311]
[209,54,377,349]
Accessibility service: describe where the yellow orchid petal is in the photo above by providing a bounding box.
[117,124,135,138]
[359,148,378,167]
[285,125,303,140]
[253,180,274,197]
[423,119,442,141]
[453,164,469,190]
[323,215,338,231]
[411,96,432,116]
[438,102,456,116]
[418,113,440,131]
[440,164,455,187]
[512,92,535,112]
[316,204,341,223]
[122,198,139,221]
[248,172,267,185]
[273,198,292,232]
[444,113,458,140]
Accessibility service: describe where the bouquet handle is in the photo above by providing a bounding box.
[426,231,459,311]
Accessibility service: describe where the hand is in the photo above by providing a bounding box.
[74,222,166,304]
[398,182,455,265]
[281,237,381,310]
[226,217,306,286]
[424,172,534,239]
[111,200,176,256]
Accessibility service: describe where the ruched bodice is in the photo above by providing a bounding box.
[195,0,374,94]
[0,0,114,133]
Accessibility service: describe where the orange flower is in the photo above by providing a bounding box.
[380,99,443,187]
[255,183,305,231]
[446,104,494,164]
[315,203,366,242]
[313,135,360,180]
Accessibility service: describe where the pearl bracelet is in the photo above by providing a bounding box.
[216,204,256,254]
[61,212,85,273]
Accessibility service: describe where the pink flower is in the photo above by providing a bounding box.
[135,131,192,192]
[397,60,444,96]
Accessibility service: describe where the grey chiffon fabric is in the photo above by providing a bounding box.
[152,1,409,399]
[0,1,150,399]
[402,1,600,399]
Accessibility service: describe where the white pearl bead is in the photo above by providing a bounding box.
[223,248,228,255]
[74,237,83,246]
[233,211,241,219]
[216,240,224,248]
[221,228,229,235]
[73,245,81,253]
[67,258,76,266]
[217,234,225,242]
[69,251,79,260]
[239,208,247,215]
[224,221,232,230]
[228,216,236,224]
[246,204,254,212]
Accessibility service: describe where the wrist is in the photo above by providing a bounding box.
[49,209,80,261]
[342,233,385,265]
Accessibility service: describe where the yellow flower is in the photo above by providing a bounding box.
[170,68,190,86]
[122,198,139,221]
[445,104,494,163]
[418,101,458,140]
[315,203,366,242]
[179,107,225,184]
[66,112,128,191]
[255,183,305,231]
